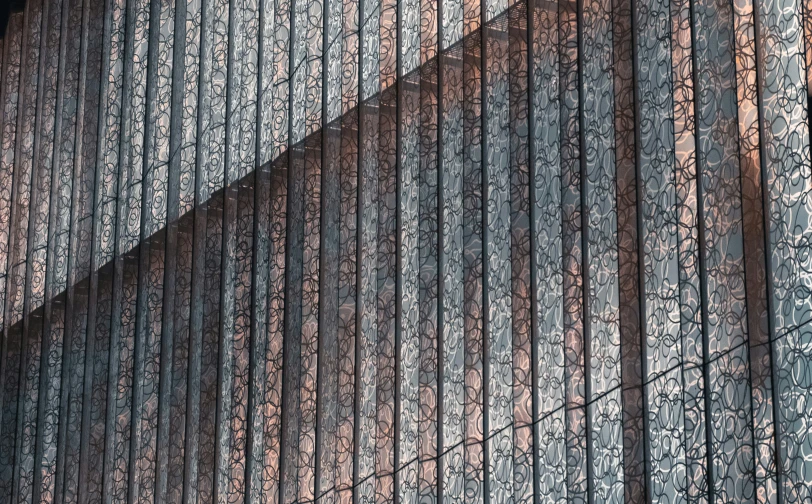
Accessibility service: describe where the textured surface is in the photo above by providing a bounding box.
[0,0,810,503]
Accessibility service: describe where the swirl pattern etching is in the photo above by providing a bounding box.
[0,0,809,503]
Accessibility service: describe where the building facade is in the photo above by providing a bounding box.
[0,0,810,502]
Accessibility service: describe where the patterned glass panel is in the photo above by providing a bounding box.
[0,1,807,504]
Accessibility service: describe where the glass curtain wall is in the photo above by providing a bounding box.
[0,0,809,502]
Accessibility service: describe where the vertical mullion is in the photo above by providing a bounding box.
[57,0,98,490]
[271,0,291,160]
[314,0,343,501]
[13,3,48,504]
[200,0,229,200]
[376,2,398,500]
[128,233,165,504]
[239,0,259,180]
[559,0,586,499]
[380,0,396,89]
[180,0,215,493]
[154,0,196,496]
[397,0,420,502]
[214,0,244,497]
[461,26,483,504]
[631,0,694,498]
[162,212,194,504]
[128,0,173,497]
[183,197,207,504]
[158,0,196,496]
[177,0,202,216]
[30,3,63,498]
[231,175,255,504]
[342,0,360,114]
[732,0,778,503]
[754,0,812,499]
[667,0,708,498]
[182,199,206,504]
[198,193,226,504]
[508,7,532,504]
[263,159,289,504]
[279,146,305,504]
[397,72,421,504]
[417,54,438,504]
[375,86,397,504]
[0,14,23,503]
[324,0,342,125]
[93,0,126,269]
[99,0,143,491]
[218,0,258,497]
[257,0,276,166]
[305,0,324,135]
[354,0,380,499]
[335,111,357,504]
[245,6,272,491]
[63,0,104,499]
[689,0,757,499]
[117,0,150,255]
[143,0,176,238]
[246,34,273,504]
[212,175,235,504]
[315,123,340,504]
[617,0,646,501]
[299,135,322,504]
[291,0,307,144]
[213,129,255,504]
[354,93,379,504]
[0,25,8,342]
[577,0,625,499]
[483,12,513,504]
[76,0,118,500]
[101,252,138,504]
[38,0,82,499]
[528,0,567,502]
[439,42,465,504]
